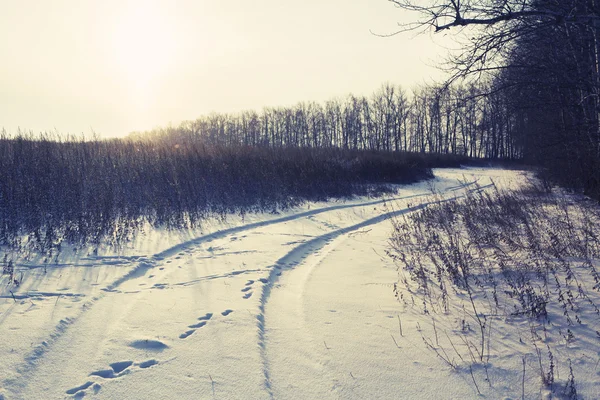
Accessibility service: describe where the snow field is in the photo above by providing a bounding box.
[1,167,579,399]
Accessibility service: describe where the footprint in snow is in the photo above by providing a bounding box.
[180,313,212,338]
[241,286,252,293]
[66,381,94,395]
[198,312,213,321]
[139,359,159,368]
[188,321,207,329]
[67,360,157,397]
[243,292,253,299]
[221,309,233,316]
[111,360,134,373]
[180,330,195,339]
[129,339,169,351]
[90,360,134,379]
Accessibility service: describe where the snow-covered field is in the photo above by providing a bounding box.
[1,167,596,399]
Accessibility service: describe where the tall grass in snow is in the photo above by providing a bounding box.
[389,181,600,398]
[0,132,466,257]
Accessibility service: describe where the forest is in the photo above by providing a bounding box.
[390,0,600,200]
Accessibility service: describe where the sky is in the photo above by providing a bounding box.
[0,0,452,138]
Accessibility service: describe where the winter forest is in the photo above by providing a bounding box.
[2,1,600,399]
[131,82,520,160]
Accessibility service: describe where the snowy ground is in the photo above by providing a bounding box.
[1,167,595,399]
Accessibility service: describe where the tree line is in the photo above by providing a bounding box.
[131,82,522,160]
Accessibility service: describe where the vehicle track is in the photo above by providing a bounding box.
[257,184,492,397]
[2,178,485,398]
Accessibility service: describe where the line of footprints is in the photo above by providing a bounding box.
[67,263,297,396]
[66,247,264,397]
[179,309,234,339]
[67,309,235,397]
[241,278,269,299]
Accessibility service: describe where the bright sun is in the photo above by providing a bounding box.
[110,3,180,106]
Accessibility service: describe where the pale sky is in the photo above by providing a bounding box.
[0,0,451,138]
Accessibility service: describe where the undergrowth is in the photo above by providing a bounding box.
[389,180,600,398]
[0,133,467,259]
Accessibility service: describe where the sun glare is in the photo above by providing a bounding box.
[110,3,180,108]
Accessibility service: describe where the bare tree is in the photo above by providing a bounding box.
[388,1,600,78]
[389,0,600,198]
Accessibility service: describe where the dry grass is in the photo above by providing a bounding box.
[0,132,467,258]
[389,180,600,398]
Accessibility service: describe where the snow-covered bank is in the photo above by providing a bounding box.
[4,167,593,399]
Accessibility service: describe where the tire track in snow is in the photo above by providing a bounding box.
[81,179,483,295]
[100,186,467,293]
[142,190,441,259]
[0,190,425,396]
[2,179,483,397]
[256,204,431,397]
[107,177,481,290]
[256,184,493,396]
[99,190,437,294]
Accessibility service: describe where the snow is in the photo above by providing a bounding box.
[1,167,596,399]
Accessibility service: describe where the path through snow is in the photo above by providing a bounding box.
[0,168,549,399]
